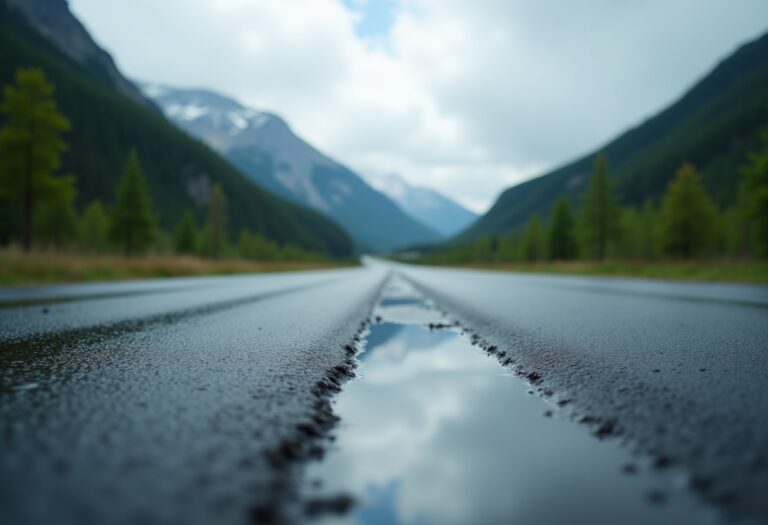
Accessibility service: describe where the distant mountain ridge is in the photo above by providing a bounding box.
[369,174,478,237]
[4,0,155,110]
[0,0,353,256]
[141,83,441,253]
[458,30,768,242]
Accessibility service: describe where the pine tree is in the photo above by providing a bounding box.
[716,207,742,258]
[110,150,156,256]
[174,209,198,255]
[580,153,619,260]
[495,235,517,262]
[33,176,78,249]
[237,230,254,260]
[472,237,493,263]
[237,229,280,261]
[79,200,109,253]
[548,197,577,260]
[740,128,768,257]
[203,184,229,259]
[521,214,545,262]
[638,200,658,260]
[0,68,71,250]
[659,164,716,259]
[616,207,640,260]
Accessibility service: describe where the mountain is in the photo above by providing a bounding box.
[0,0,353,256]
[3,0,154,110]
[141,84,441,253]
[368,174,478,238]
[459,30,768,242]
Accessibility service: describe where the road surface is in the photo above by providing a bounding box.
[1,262,767,524]
[397,264,768,523]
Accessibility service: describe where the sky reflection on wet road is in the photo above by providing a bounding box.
[303,277,722,525]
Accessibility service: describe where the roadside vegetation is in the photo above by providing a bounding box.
[412,132,768,283]
[0,248,351,285]
[0,68,344,284]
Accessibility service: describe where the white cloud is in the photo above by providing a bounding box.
[69,0,768,213]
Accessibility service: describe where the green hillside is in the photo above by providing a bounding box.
[459,30,768,242]
[0,2,353,256]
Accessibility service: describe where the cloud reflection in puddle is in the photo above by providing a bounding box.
[303,277,722,525]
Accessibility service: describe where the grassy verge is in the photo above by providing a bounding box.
[411,260,768,284]
[0,248,356,286]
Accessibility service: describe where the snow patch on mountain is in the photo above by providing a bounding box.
[140,82,442,251]
[370,174,478,237]
[141,83,169,98]
[166,103,210,121]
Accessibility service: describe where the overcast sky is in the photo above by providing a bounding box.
[69,0,768,213]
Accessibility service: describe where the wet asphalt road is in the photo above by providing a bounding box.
[0,267,387,525]
[1,263,768,524]
[398,264,768,523]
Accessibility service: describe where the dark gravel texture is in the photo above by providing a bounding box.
[0,268,387,525]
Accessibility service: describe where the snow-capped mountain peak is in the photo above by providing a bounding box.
[138,83,274,147]
[165,102,210,121]
[140,83,441,252]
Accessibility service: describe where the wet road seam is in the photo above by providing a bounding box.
[249,321,368,525]
[399,273,745,521]
[247,273,390,525]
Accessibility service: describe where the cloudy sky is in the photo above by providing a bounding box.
[69,0,768,213]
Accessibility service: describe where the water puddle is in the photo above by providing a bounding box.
[302,276,723,524]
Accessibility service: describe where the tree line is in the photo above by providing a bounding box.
[0,68,325,262]
[423,133,768,265]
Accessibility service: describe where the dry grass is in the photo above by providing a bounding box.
[0,248,355,286]
[420,260,768,284]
